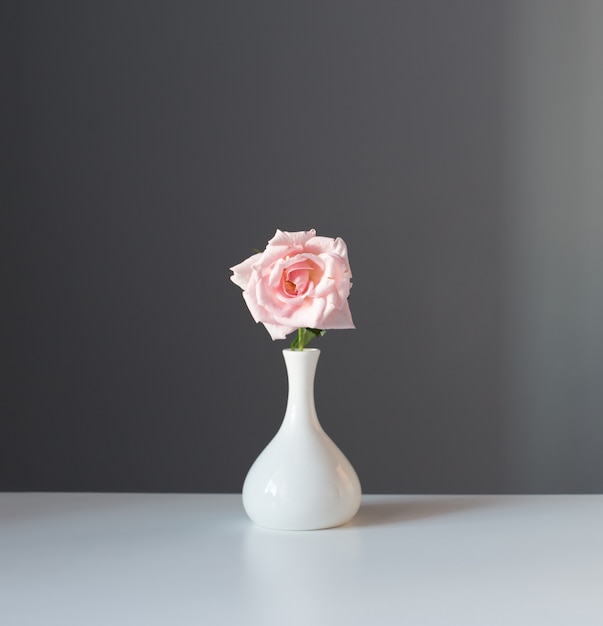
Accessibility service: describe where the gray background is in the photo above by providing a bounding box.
[2,1,602,494]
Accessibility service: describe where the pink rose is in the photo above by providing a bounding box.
[230,229,355,340]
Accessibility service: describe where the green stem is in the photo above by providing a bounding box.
[290,327,326,351]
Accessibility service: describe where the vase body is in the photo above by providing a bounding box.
[242,348,361,530]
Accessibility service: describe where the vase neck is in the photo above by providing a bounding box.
[281,349,321,432]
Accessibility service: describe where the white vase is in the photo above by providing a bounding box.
[242,348,361,530]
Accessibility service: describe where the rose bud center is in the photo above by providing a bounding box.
[282,260,320,297]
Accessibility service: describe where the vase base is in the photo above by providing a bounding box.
[243,500,361,531]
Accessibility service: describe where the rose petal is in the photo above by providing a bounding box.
[272,296,328,330]
[262,322,297,340]
[320,300,355,329]
[268,229,316,247]
[230,253,262,290]
[305,235,350,261]
[242,288,268,324]
[267,257,288,290]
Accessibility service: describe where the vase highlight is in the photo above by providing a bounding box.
[242,348,361,530]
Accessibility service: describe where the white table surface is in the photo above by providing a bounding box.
[1,493,602,625]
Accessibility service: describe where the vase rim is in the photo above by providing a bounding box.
[282,348,320,353]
